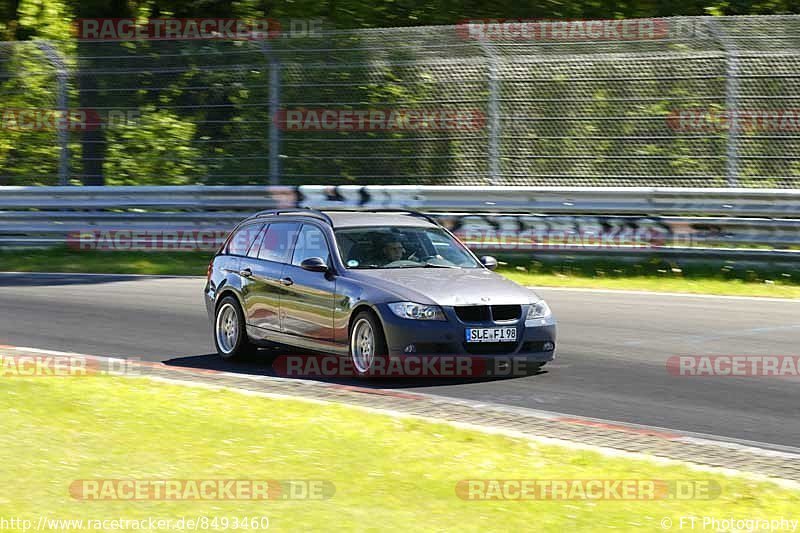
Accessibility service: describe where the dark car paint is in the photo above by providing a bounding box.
[205,213,556,361]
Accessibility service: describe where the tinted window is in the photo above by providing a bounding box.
[225,224,263,256]
[258,222,300,263]
[291,224,330,266]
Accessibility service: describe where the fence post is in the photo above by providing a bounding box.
[709,18,740,188]
[479,40,501,186]
[261,41,281,186]
[35,40,70,186]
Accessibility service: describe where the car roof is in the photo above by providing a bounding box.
[247,210,437,229]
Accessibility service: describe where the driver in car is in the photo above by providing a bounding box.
[381,237,407,264]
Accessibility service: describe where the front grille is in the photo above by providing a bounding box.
[454,305,521,323]
[455,306,490,323]
[491,305,521,321]
[463,341,519,355]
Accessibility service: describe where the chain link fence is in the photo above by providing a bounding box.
[2,15,800,188]
[0,41,62,185]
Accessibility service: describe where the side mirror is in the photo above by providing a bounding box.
[300,257,329,273]
[480,256,498,271]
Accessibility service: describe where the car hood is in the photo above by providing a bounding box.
[351,268,539,306]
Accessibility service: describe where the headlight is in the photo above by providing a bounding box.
[388,302,446,321]
[526,300,552,324]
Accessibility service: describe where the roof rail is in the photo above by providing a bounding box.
[250,208,438,227]
[336,208,441,226]
[252,208,333,226]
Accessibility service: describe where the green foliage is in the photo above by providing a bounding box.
[1,1,799,185]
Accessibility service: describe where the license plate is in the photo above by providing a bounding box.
[465,327,517,343]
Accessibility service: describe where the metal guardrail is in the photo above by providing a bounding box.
[297,185,800,216]
[0,185,798,259]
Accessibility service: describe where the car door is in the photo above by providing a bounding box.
[280,223,336,342]
[218,221,264,297]
[240,222,300,333]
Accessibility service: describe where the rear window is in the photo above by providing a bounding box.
[258,222,300,263]
[245,224,267,258]
[224,224,263,256]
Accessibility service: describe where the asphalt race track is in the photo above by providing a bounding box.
[1,272,798,448]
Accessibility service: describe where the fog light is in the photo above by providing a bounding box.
[404,344,416,353]
[543,342,555,351]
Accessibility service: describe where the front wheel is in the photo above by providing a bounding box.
[349,311,388,378]
[214,295,256,360]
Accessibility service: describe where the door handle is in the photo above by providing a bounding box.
[239,268,252,278]
[279,277,294,286]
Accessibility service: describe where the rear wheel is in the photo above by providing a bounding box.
[349,311,388,378]
[214,295,256,360]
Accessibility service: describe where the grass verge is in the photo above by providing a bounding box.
[1,247,799,298]
[0,248,212,275]
[498,256,800,298]
[1,375,798,531]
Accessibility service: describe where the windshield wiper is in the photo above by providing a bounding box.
[423,262,461,269]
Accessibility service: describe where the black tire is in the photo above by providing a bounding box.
[348,311,388,378]
[213,295,257,360]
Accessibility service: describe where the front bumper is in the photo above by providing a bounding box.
[376,303,557,362]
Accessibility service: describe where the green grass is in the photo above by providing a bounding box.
[1,247,799,298]
[0,376,799,532]
[505,271,800,298]
[498,257,800,298]
[0,248,212,275]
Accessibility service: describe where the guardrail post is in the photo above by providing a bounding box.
[261,41,281,186]
[709,18,740,188]
[479,40,501,186]
[35,40,70,186]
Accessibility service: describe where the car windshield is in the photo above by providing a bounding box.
[334,226,481,269]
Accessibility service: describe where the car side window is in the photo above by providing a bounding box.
[258,222,300,263]
[225,224,263,256]
[245,224,267,258]
[291,224,330,266]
